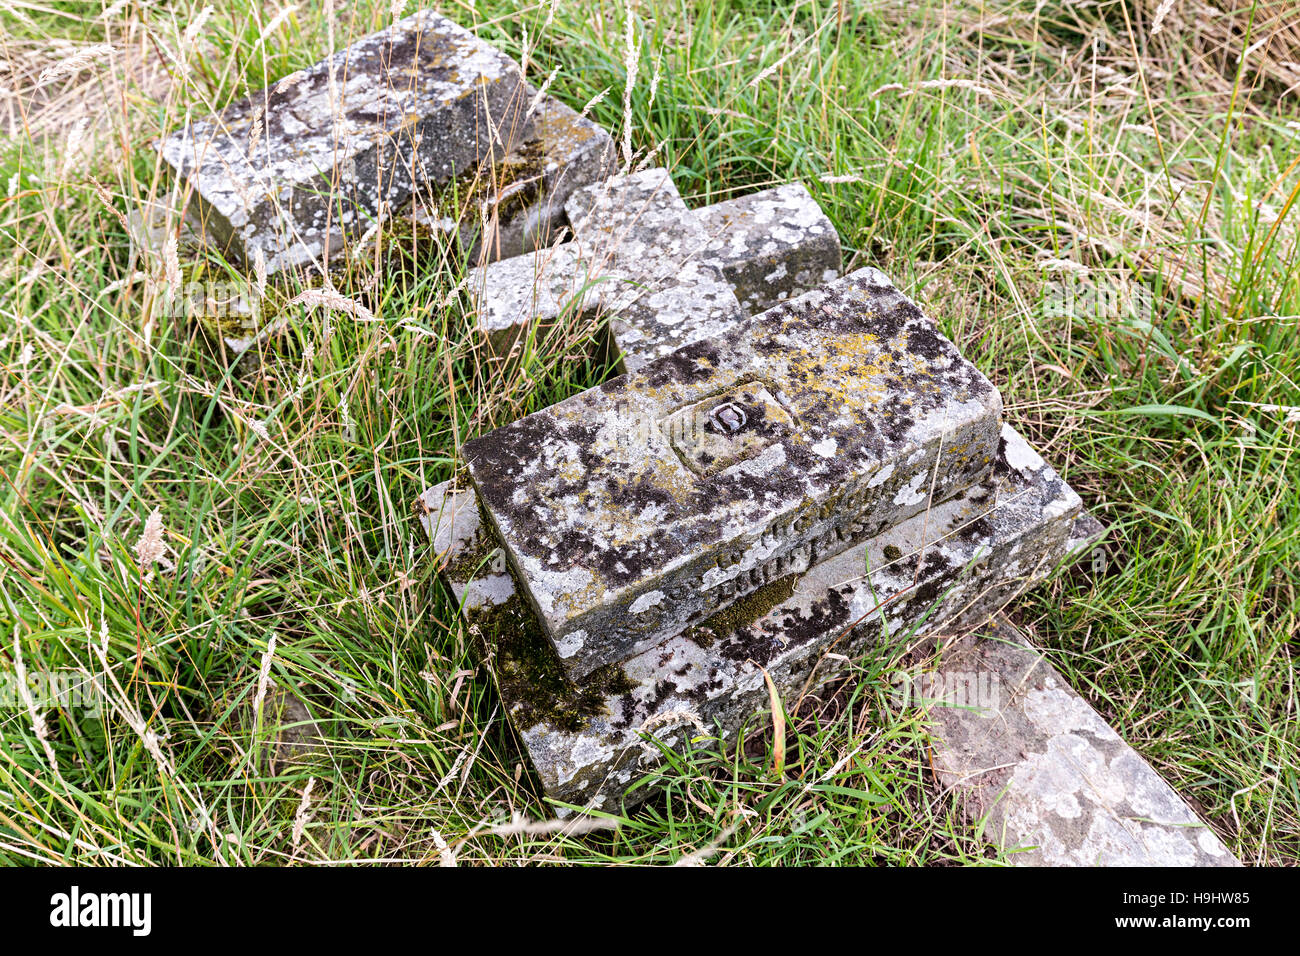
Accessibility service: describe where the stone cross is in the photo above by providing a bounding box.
[430,163,1233,865]
[427,182,1116,818]
[405,117,1107,820]
[470,169,840,372]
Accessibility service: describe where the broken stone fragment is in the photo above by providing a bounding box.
[160,10,533,273]
[694,182,842,314]
[422,424,1102,812]
[924,618,1239,866]
[462,267,1003,680]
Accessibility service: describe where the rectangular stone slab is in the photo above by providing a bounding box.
[923,618,1238,866]
[461,267,1003,680]
[160,10,530,272]
[421,425,1102,812]
[694,183,842,314]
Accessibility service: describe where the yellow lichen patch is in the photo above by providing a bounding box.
[540,105,603,156]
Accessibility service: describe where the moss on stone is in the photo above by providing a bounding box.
[438,530,493,584]
[686,626,715,650]
[463,521,634,733]
[684,573,798,644]
[177,255,288,342]
[482,589,634,732]
[435,135,546,224]
[383,213,447,250]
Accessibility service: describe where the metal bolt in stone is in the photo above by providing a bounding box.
[710,402,747,434]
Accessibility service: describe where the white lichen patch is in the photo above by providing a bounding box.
[867,462,895,488]
[1003,428,1048,475]
[629,591,665,614]
[554,630,587,659]
[892,472,928,507]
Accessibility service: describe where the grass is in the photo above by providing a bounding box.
[0,0,1296,865]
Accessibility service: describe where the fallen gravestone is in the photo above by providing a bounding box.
[427,169,1237,859]
[424,164,1236,862]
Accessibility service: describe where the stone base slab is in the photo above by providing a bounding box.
[419,425,1101,812]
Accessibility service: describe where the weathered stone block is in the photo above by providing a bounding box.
[925,618,1238,866]
[694,183,841,314]
[160,11,531,272]
[423,424,1100,811]
[462,267,1003,680]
